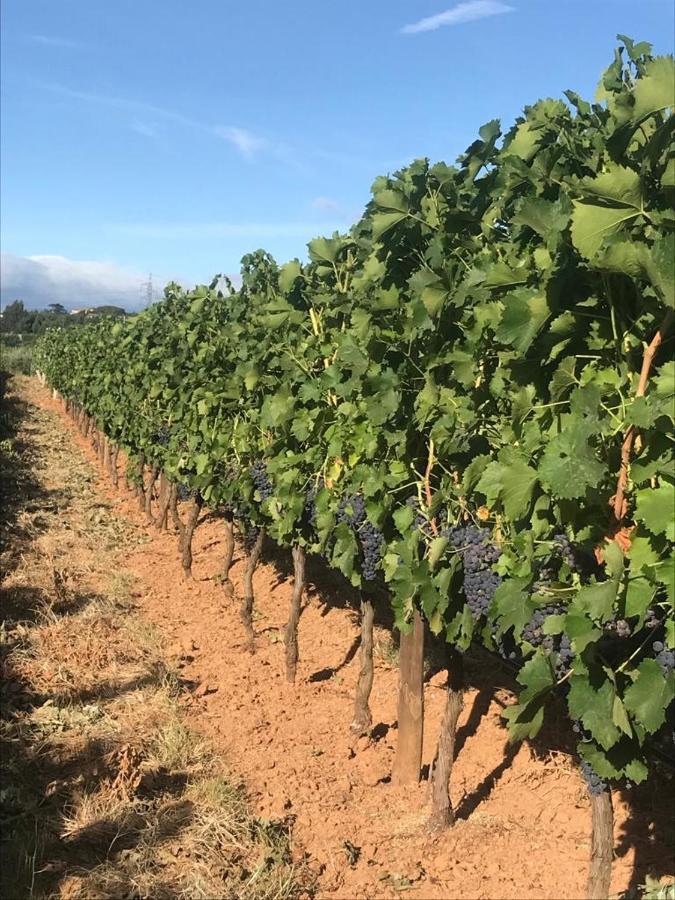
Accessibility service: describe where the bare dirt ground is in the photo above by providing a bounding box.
[7,375,675,899]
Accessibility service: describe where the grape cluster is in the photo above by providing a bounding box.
[337,493,366,528]
[523,602,573,676]
[579,758,607,796]
[604,617,631,639]
[553,533,600,582]
[250,460,273,501]
[176,483,199,502]
[532,561,560,593]
[360,521,385,581]
[242,524,261,553]
[406,495,431,536]
[444,525,502,620]
[338,493,384,581]
[490,622,519,662]
[653,641,675,676]
[219,499,241,518]
[152,425,171,447]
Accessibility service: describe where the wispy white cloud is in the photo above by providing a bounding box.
[401,0,514,34]
[214,126,267,160]
[41,82,278,162]
[27,34,83,49]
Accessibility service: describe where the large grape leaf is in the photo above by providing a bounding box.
[624,658,675,733]
[635,482,675,541]
[631,56,675,121]
[538,423,605,499]
[475,453,538,520]
[571,165,644,259]
[496,289,551,354]
[567,674,621,751]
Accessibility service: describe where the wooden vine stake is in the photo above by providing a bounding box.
[429,645,464,829]
[393,609,425,783]
[284,544,306,683]
[351,594,375,734]
[181,494,203,579]
[240,528,266,652]
[587,788,614,900]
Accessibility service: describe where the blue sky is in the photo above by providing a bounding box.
[1,0,673,308]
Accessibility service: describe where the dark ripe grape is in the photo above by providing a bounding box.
[242,524,261,553]
[176,483,198,502]
[359,520,385,581]
[219,499,240,518]
[552,532,600,582]
[645,607,662,629]
[337,493,366,528]
[523,602,573,677]
[604,616,631,639]
[653,642,674,676]
[250,459,273,501]
[579,758,607,796]
[152,424,171,447]
[445,524,502,620]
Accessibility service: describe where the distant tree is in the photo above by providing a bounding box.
[48,303,68,316]
[1,300,30,333]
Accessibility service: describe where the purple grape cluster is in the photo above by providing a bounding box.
[653,641,675,676]
[152,425,171,447]
[532,561,560,593]
[337,493,366,527]
[176,483,199,502]
[251,459,273,501]
[338,493,384,581]
[242,524,261,552]
[360,520,385,581]
[444,525,502,620]
[579,758,607,796]
[553,533,600,581]
[523,602,573,677]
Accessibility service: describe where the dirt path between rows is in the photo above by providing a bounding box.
[27,376,673,899]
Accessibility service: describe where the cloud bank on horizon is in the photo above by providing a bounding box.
[401,1,514,35]
[1,253,158,311]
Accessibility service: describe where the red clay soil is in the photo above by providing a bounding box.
[36,381,672,900]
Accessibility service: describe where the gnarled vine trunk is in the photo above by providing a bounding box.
[221,513,235,597]
[393,609,425,784]
[181,494,203,578]
[169,484,184,541]
[110,445,119,487]
[156,472,170,529]
[284,544,306,683]
[429,645,464,829]
[351,595,374,735]
[240,527,266,652]
[144,462,160,523]
[137,453,146,510]
[587,788,613,900]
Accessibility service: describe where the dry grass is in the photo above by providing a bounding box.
[1,376,311,900]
